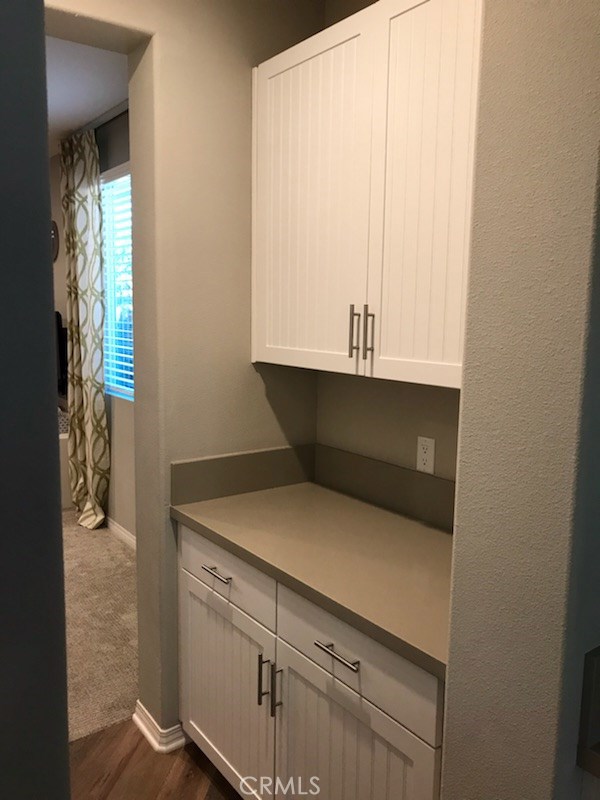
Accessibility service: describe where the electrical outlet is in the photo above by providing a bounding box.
[417,436,435,474]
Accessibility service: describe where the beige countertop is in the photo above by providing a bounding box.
[171,482,452,679]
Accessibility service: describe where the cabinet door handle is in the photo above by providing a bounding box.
[201,565,232,585]
[348,304,361,358]
[362,304,375,360]
[257,653,270,706]
[270,662,283,717]
[314,640,360,673]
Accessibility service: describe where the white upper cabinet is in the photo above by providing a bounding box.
[366,0,482,387]
[252,0,482,388]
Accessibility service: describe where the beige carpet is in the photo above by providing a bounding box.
[62,510,138,741]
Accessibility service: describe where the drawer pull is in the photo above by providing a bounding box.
[348,304,361,358]
[362,304,375,360]
[270,663,283,717]
[257,653,270,706]
[314,640,360,673]
[201,564,232,585]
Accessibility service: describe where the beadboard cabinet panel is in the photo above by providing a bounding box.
[582,774,600,800]
[275,639,440,800]
[179,571,275,799]
[366,0,482,387]
[253,9,375,373]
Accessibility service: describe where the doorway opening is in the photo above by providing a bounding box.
[46,32,137,742]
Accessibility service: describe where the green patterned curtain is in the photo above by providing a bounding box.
[60,131,110,529]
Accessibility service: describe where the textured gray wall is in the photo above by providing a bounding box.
[106,395,136,535]
[443,2,600,798]
[317,374,459,480]
[46,0,324,728]
[0,1,70,796]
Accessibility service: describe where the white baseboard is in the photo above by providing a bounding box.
[107,517,136,551]
[132,700,187,753]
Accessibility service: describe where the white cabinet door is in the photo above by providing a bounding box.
[365,0,482,387]
[252,8,375,374]
[179,569,275,800]
[274,639,440,800]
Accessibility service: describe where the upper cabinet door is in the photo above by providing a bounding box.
[252,10,376,374]
[365,0,482,387]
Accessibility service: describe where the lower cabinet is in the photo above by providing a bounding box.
[179,570,275,799]
[179,541,441,800]
[275,640,439,800]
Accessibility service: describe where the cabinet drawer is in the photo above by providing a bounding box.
[277,585,443,747]
[179,525,276,631]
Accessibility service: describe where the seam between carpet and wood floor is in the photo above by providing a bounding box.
[63,509,138,742]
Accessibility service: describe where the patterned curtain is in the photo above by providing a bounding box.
[60,131,110,529]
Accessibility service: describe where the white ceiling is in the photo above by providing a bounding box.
[46,36,129,157]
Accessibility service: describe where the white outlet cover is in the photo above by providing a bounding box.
[417,436,435,475]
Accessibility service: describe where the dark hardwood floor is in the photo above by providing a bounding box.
[69,719,241,800]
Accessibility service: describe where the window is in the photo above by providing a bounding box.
[101,163,134,400]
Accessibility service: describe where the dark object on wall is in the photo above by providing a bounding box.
[55,311,67,401]
[578,645,600,778]
[51,220,59,262]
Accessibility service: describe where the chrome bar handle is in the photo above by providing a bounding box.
[362,304,375,360]
[257,653,270,706]
[201,565,232,585]
[270,662,283,717]
[348,304,361,358]
[314,640,360,673]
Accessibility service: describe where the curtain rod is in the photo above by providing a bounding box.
[72,99,129,138]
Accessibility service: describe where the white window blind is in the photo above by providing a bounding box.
[101,164,134,400]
